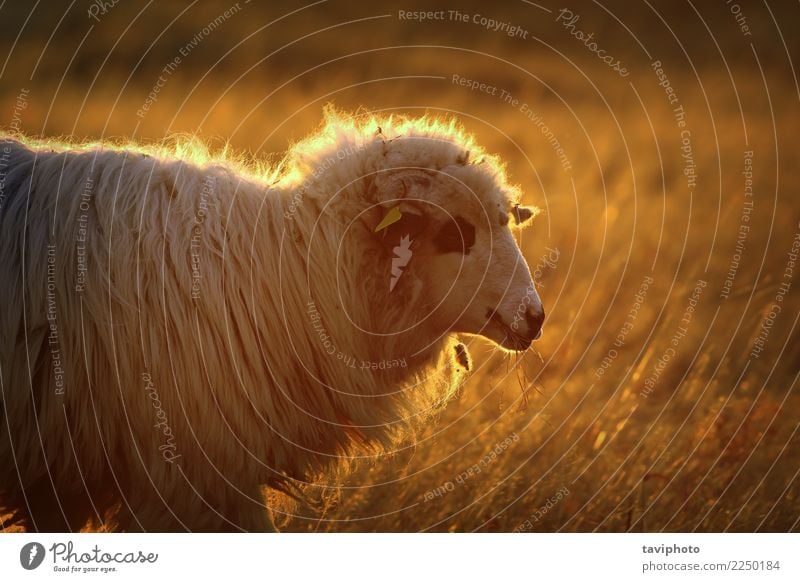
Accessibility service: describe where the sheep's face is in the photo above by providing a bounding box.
[369,164,545,351]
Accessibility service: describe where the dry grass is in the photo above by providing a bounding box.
[1,0,798,532]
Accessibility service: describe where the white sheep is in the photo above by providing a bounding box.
[0,110,544,532]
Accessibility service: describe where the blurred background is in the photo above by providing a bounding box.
[1,0,798,531]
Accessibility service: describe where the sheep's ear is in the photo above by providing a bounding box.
[373,203,427,254]
[512,204,538,225]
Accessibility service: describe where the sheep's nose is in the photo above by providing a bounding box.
[525,308,545,341]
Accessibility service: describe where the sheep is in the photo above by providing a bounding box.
[0,110,544,532]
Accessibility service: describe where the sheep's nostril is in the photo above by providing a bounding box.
[525,308,545,341]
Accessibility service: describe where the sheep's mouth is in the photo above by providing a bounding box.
[486,309,533,352]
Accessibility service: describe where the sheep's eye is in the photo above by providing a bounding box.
[433,217,476,254]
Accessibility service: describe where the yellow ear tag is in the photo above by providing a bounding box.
[374,206,402,233]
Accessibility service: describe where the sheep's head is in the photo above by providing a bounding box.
[364,142,545,352]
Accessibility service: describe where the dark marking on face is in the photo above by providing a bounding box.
[379,208,427,253]
[433,216,476,254]
[499,212,509,226]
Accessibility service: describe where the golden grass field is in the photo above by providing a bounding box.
[2,1,798,532]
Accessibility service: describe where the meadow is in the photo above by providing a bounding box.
[1,0,798,532]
